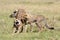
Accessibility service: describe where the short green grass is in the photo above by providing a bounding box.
[0,0,60,40]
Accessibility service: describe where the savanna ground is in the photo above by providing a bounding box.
[0,0,60,40]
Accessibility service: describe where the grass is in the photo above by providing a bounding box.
[0,0,60,40]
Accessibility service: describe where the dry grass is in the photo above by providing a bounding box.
[0,0,60,40]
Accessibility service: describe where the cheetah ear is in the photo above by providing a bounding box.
[15,9,18,12]
[13,9,18,13]
[25,15,27,16]
[24,15,27,18]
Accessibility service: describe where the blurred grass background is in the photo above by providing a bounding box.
[0,0,60,40]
